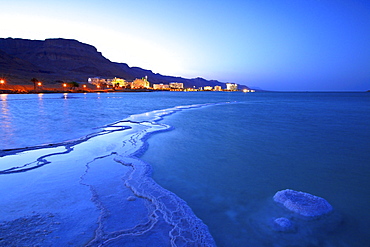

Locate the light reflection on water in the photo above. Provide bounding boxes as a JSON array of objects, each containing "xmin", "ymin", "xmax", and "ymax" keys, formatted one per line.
[
  {"xmin": 0, "ymin": 91, "xmax": 238, "ymax": 150},
  {"xmin": 0, "ymin": 94, "xmax": 14, "ymax": 145},
  {"xmin": 1, "ymin": 94, "xmax": 7, "ymax": 101},
  {"xmin": 37, "ymin": 93, "xmax": 48, "ymax": 139}
]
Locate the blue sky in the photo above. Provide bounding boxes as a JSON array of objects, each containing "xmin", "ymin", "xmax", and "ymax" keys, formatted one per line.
[{"xmin": 1, "ymin": 0, "xmax": 369, "ymax": 91}]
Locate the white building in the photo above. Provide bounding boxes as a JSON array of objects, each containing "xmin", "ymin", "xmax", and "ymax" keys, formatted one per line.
[
  {"xmin": 214, "ymin": 86, "xmax": 222, "ymax": 91},
  {"xmin": 88, "ymin": 77, "xmax": 129, "ymax": 88},
  {"xmin": 170, "ymin": 82, "xmax": 184, "ymax": 89},
  {"xmin": 226, "ymin": 83, "xmax": 238, "ymax": 91},
  {"xmin": 132, "ymin": 77, "xmax": 150, "ymax": 89},
  {"xmin": 153, "ymin": 84, "xmax": 170, "ymax": 90},
  {"xmin": 88, "ymin": 77, "xmax": 105, "ymax": 86}
]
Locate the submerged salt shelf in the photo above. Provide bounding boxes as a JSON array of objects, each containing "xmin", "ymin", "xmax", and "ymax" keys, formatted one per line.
[{"xmin": 0, "ymin": 103, "xmax": 219, "ymax": 246}]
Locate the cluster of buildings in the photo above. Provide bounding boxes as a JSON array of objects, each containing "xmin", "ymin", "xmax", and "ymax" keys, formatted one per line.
[
  {"xmin": 88, "ymin": 77, "xmax": 150, "ymax": 89},
  {"xmin": 88, "ymin": 77, "xmax": 253, "ymax": 92},
  {"xmin": 152, "ymin": 82, "xmax": 184, "ymax": 90},
  {"xmin": 88, "ymin": 76, "xmax": 181, "ymax": 90}
]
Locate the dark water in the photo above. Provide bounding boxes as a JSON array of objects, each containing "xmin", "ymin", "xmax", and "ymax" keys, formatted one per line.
[{"xmin": 142, "ymin": 92, "xmax": 370, "ymax": 246}]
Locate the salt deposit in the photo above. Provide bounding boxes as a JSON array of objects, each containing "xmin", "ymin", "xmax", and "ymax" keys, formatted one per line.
[{"xmin": 273, "ymin": 189, "xmax": 333, "ymax": 217}]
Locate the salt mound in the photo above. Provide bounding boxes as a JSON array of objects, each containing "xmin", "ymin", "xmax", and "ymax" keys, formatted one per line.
[
  {"xmin": 273, "ymin": 189, "xmax": 333, "ymax": 217},
  {"xmin": 273, "ymin": 217, "xmax": 294, "ymax": 232}
]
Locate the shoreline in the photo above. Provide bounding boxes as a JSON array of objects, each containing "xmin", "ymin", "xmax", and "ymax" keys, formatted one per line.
[
  {"xmin": 0, "ymin": 88, "xmax": 154, "ymax": 94},
  {"xmin": 0, "ymin": 103, "xmax": 218, "ymax": 246}
]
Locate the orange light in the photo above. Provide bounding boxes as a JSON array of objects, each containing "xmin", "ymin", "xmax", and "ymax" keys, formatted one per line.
[
  {"xmin": 97, "ymin": 85, "xmax": 100, "ymax": 88},
  {"xmin": 38, "ymin": 82, "xmax": 42, "ymax": 86},
  {"xmin": 83, "ymin": 85, "xmax": 87, "ymax": 88},
  {"xmin": 0, "ymin": 79, "xmax": 4, "ymax": 84},
  {"xmin": 63, "ymin": 83, "xmax": 67, "ymax": 87}
]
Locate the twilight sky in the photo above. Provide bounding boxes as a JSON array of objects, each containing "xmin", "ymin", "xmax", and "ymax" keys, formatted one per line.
[{"xmin": 1, "ymin": 0, "xmax": 369, "ymax": 91}]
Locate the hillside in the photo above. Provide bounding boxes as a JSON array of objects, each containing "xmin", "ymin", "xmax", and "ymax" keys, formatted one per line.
[{"xmin": 0, "ymin": 38, "xmax": 247, "ymax": 89}]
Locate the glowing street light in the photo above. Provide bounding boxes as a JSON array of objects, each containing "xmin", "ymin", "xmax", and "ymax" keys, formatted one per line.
[
  {"xmin": 37, "ymin": 82, "xmax": 42, "ymax": 86},
  {"xmin": 0, "ymin": 79, "xmax": 5, "ymax": 84},
  {"xmin": 83, "ymin": 84, "xmax": 87, "ymax": 88},
  {"xmin": 63, "ymin": 83, "xmax": 67, "ymax": 88}
]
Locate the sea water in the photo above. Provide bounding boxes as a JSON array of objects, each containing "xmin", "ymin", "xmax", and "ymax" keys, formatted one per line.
[
  {"xmin": 0, "ymin": 92, "xmax": 231, "ymax": 150},
  {"xmin": 141, "ymin": 92, "xmax": 370, "ymax": 246},
  {"xmin": 0, "ymin": 91, "xmax": 369, "ymax": 246}
]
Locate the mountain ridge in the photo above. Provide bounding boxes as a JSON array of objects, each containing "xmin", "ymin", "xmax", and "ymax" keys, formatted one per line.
[{"xmin": 0, "ymin": 38, "xmax": 248, "ymax": 89}]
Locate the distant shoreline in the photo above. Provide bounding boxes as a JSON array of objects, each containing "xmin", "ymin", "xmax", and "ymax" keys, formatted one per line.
[
  {"xmin": 1, "ymin": 89, "xmax": 367, "ymax": 94},
  {"xmin": 0, "ymin": 88, "xmax": 154, "ymax": 94}
]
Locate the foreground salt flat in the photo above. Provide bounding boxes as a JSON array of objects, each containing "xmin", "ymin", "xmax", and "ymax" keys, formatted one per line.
[{"xmin": 0, "ymin": 104, "xmax": 217, "ymax": 247}]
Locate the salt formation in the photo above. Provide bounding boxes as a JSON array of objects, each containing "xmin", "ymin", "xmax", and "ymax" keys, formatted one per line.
[
  {"xmin": 273, "ymin": 217, "xmax": 294, "ymax": 232},
  {"xmin": 273, "ymin": 189, "xmax": 333, "ymax": 217},
  {"xmin": 248, "ymin": 189, "xmax": 341, "ymax": 246},
  {"xmin": 0, "ymin": 104, "xmax": 218, "ymax": 246}
]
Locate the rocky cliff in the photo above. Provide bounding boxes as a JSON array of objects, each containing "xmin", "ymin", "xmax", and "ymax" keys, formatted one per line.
[{"xmin": 0, "ymin": 38, "xmax": 246, "ymax": 89}]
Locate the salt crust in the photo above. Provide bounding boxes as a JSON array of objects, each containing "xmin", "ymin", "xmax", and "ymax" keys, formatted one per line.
[
  {"xmin": 273, "ymin": 189, "xmax": 333, "ymax": 217},
  {"xmin": 273, "ymin": 217, "xmax": 294, "ymax": 232},
  {"xmin": 0, "ymin": 103, "xmax": 224, "ymax": 246}
]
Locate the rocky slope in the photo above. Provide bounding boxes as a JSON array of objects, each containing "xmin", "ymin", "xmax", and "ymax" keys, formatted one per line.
[{"xmin": 0, "ymin": 38, "xmax": 246, "ymax": 89}]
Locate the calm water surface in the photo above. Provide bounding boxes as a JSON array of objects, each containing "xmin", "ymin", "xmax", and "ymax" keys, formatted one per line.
[
  {"xmin": 142, "ymin": 92, "xmax": 370, "ymax": 246},
  {"xmin": 0, "ymin": 92, "xmax": 234, "ymax": 150},
  {"xmin": 1, "ymin": 91, "xmax": 369, "ymax": 246}
]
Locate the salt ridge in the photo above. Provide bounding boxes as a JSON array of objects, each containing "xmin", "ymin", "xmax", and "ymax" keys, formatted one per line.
[{"xmin": 0, "ymin": 102, "xmax": 233, "ymax": 246}]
